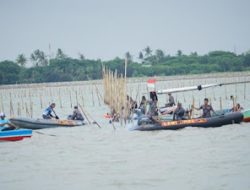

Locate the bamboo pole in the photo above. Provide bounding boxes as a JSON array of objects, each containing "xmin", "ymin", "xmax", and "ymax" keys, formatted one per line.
[
  {"xmin": 219, "ymin": 97, "xmax": 222, "ymax": 110},
  {"xmin": 59, "ymin": 88, "xmax": 62, "ymax": 108},
  {"xmin": 9, "ymin": 93, "xmax": 14, "ymax": 117},
  {"xmin": 69, "ymin": 90, "xmax": 72, "ymax": 108}
]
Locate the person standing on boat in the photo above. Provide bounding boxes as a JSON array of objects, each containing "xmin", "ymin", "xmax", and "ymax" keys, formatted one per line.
[
  {"xmin": 173, "ymin": 103, "xmax": 185, "ymax": 120},
  {"xmin": 139, "ymin": 96, "xmax": 147, "ymax": 114},
  {"xmin": 0, "ymin": 113, "xmax": 16, "ymax": 130},
  {"xmin": 148, "ymin": 97, "xmax": 158, "ymax": 117},
  {"xmin": 70, "ymin": 106, "xmax": 84, "ymax": 121},
  {"xmin": 165, "ymin": 93, "xmax": 175, "ymax": 107},
  {"xmin": 42, "ymin": 103, "xmax": 58, "ymax": 119},
  {"xmin": 193, "ymin": 98, "xmax": 215, "ymax": 118}
]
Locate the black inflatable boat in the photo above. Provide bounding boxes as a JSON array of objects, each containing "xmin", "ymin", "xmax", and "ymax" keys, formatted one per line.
[{"xmin": 128, "ymin": 112, "xmax": 243, "ymax": 131}]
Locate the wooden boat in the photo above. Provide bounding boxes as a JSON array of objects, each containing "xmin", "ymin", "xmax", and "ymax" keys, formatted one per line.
[
  {"xmin": 0, "ymin": 127, "xmax": 32, "ymax": 141},
  {"xmin": 128, "ymin": 112, "xmax": 243, "ymax": 131},
  {"xmin": 9, "ymin": 117, "xmax": 84, "ymax": 130}
]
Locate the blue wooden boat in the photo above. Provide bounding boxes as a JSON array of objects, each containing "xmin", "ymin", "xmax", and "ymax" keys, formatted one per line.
[{"xmin": 0, "ymin": 127, "xmax": 32, "ymax": 141}]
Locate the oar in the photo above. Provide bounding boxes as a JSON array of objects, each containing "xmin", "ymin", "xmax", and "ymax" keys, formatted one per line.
[
  {"xmin": 34, "ymin": 131, "xmax": 57, "ymax": 137},
  {"xmin": 52, "ymin": 109, "xmax": 59, "ymax": 119},
  {"xmin": 82, "ymin": 108, "xmax": 102, "ymax": 128},
  {"xmin": 78, "ymin": 104, "xmax": 91, "ymax": 124},
  {"xmin": 78, "ymin": 104, "xmax": 101, "ymax": 128}
]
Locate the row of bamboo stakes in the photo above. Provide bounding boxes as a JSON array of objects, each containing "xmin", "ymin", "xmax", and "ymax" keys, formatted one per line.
[
  {"xmin": 0, "ymin": 74, "xmax": 249, "ymax": 120},
  {"xmin": 0, "ymin": 83, "xmax": 104, "ymax": 118},
  {"xmin": 103, "ymin": 67, "xmax": 129, "ymax": 121}
]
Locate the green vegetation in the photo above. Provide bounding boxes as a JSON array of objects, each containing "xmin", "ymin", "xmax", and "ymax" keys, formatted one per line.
[{"xmin": 1, "ymin": 48, "xmax": 250, "ymax": 85}]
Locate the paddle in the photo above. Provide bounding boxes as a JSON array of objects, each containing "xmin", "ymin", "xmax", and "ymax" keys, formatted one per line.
[
  {"xmin": 34, "ymin": 131, "xmax": 57, "ymax": 137},
  {"xmin": 52, "ymin": 109, "xmax": 59, "ymax": 119},
  {"xmin": 78, "ymin": 104, "xmax": 101, "ymax": 128}
]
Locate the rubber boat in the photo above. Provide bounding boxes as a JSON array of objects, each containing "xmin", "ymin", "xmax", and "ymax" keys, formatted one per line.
[
  {"xmin": 0, "ymin": 127, "xmax": 32, "ymax": 141},
  {"xmin": 214, "ymin": 109, "xmax": 250, "ymax": 122},
  {"xmin": 9, "ymin": 117, "xmax": 84, "ymax": 130},
  {"xmin": 128, "ymin": 112, "xmax": 243, "ymax": 131}
]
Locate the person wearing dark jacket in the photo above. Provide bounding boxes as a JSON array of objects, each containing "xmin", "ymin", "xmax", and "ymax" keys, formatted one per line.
[{"xmin": 173, "ymin": 103, "xmax": 185, "ymax": 120}]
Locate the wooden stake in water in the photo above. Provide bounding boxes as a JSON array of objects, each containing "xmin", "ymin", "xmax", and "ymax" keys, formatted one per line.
[
  {"xmin": 0, "ymin": 93, "xmax": 4, "ymax": 112},
  {"xmin": 17, "ymin": 102, "xmax": 21, "ymax": 116},
  {"xmin": 91, "ymin": 86, "xmax": 95, "ymax": 106},
  {"xmin": 244, "ymin": 83, "xmax": 246, "ymax": 100},
  {"xmin": 40, "ymin": 93, "xmax": 43, "ymax": 109},
  {"xmin": 81, "ymin": 95, "xmax": 84, "ymax": 107},
  {"xmin": 69, "ymin": 90, "xmax": 72, "ymax": 108},
  {"xmin": 9, "ymin": 93, "xmax": 14, "ymax": 117},
  {"xmin": 219, "ymin": 97, "xmax": 222, "ymax": 110},
  {"xmin": 75, "ymin": 90, "xmax": 79, "ymax": 106},
  {"xmin": 30, "ymin": 101, "xmax": 33, "ymax": 118},
  {"xmin": 59, "ymin": 88, "xmax": 62, "ymax": 108},
  {"xmin": 25, "ymin": 102, "xmax": 29, "ymax": 117}
]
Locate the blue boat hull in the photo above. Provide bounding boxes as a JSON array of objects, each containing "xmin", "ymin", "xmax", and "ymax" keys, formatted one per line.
[{"xmin": 0, "ymin": 127, "xmax": 32, "ymax": 141}]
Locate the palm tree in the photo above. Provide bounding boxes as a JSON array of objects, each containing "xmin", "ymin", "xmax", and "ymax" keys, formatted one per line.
[
  {"xmin": 30, "ymin": 49, "xmax": 48, "ymax": 67},
  {"xmin": 177, "ymin": 50, "xmax": 183, "ymax": 57},
  {"xmin": 143, "ymin": 46, "xmax": 152, "ymax": 57},
  {"xmin": 125, "ymin": 51, "xmax": 133, "ymax": 63},
  {"xmin": 56, "ymin": 48, "xmax": 66, "ymax": 59},
  {"xmin": 16, "ymin": 54, "xmax": 27, "ymax": 67},
  {"xmin": 138, "ymin": 51, "xmax": 144, "ymax": 60},
  {"xmin": 155, "ymin": 49, "xmax": 164, "ymax": 62},
  {"xmin": 79, "ymin": 53, "xmax": 85, "ymax": 60}
]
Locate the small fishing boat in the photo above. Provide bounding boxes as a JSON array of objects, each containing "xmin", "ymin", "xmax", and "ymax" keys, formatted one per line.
[
  {"xmin": 9, "ymin": 117, "xmax": 84, "ymax": 130},
  {"xmin": 128, "ymin": 112, "xmax": 243, "ymax": 131},
  {"xmin": 243, "ymin": 110, "xmax": 250, "ymax": 122},
  {"xmin": 0, "ymin": 127, "xmax": 32, "ymax": 141}
]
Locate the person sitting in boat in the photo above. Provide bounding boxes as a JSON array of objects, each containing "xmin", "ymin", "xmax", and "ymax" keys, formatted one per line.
[
  {"xmin": 139, "ymin": 96, "xmax": 147, "ymax": 114},
  {"xmin": 192, "ymin": 98, "xmax": 215, "ymax": 118},
  {"xmin": 42, "ymin": 103, "xmax": 58, "ymax": 119},
  {"xmin": 0, "ymin": 113, "xmax": 16, "ymax": 131},
  {"xmin": 165, "ymin": 93, "xmax": 175, "ymax": 107},
  {"xmin": 231, "ymin": 103, "xmax": 243, "ymax": 112},
  {"xmin": 173, "ymin": 103, "xmax": 185, "ymax": 120},
  {"xmin": 69, "ymin": 106, "xmax": 84, "ymax": 121}
]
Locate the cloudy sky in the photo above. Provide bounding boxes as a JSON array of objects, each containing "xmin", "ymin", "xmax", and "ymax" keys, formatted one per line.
[{"xmin": 0, "ymin": 0, "xmax": 249, "ymax": 61}]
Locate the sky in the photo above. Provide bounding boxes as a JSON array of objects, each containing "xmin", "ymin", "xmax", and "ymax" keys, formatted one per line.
[{"xmin": 0, "ymin": 0, "xmax": 250, "ymax": 62}]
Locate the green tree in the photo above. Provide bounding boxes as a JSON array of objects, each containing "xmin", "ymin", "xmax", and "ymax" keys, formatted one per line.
[
  {"xmin": 143, "ymin": 46, "xmax": 152, "ymax": 57},
  {"xmin": 16, "ymin": 54, "xmax": 27, "ymax": 67},
  {"xmin": 30, "ymin": 49, "xmax": 48, "ymax": 67},
  {"xmin": 125, "ymin": 51, "xmax": 133, "ymax": 63},
  {"xmin": 56, "ymin": 48, "xmax": 67, "ymax": 59},
  {"xmin": 155, "ymin": 49, "xmax": 165, "ymax": 62},
  {"xmin": 139, "ymin": 51, "xmax": 143, "ymax": 60},
  {"xmin": 177, "ymin": 50, "xmax": 182, "ymax": 57},
  {"xmin": 79, "ymin": 53, "xmax": 85, "ymax": 60}
]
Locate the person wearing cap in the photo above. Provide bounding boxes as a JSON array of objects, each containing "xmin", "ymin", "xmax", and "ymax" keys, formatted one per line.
[
  {"xmin": 0, "ymin": 113, "xmax": 16, "ymax": 131},
  {"xmin": 192, "ymin": 98, "xmax": 215, "ymax": 118},
  {"xmin": 42, "ymin": 103, "xmax": 58, "ymax": 119},
  {"xmin": 70, "ymin": 106, "xmax": 84, "ymax": 121}
]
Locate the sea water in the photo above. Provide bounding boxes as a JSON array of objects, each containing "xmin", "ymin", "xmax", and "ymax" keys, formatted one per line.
[{"xmin": 0, "ymin": 73, "xmax": 250, "ymax": 190}]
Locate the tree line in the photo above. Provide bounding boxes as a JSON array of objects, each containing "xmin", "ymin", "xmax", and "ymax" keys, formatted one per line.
[{"xmin": 0, "ymin": 47, "xmax": 250, "ymax": 85}]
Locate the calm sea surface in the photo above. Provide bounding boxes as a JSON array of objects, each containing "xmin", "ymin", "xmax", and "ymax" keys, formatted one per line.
[{"xmin": 0, "ymin": 73, "xmax": 250, "ymax": 190}]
